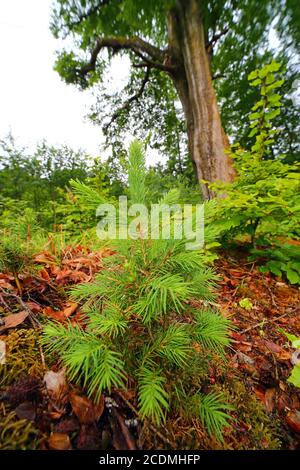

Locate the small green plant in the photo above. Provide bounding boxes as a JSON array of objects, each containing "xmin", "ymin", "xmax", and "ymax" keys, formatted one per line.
[
  {"xmin": 43, "ymin": 141, "xmax": 233, "ymax": 440},
  {"xmin": 0, "ymin": 236, "xmax": 35, "ymax": 294},
  {"xmin": 239, "ymin": 298, "xmax": 253, "ymax": 311},
  {"xmin": 252, "ymin": 242, "xmax": 300, "ymax": 285},
  {"xmin": 206, "ymin": 61, "xmax": 300, "ymax": 286},
  {"xmin": 281, "ymin": 330, "xmax": 300, "ymax": 388},
  {"xmin": 209, "ymin": 61, "xmax": 300, "ymax": 249}
]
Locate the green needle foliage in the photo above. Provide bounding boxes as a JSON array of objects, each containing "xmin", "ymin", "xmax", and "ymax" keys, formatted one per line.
[{"xmin": 43, "ymin": 140, "xmax": 233, "ymax": 440}]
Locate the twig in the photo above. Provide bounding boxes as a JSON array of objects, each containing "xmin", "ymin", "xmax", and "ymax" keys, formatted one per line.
[
  {"xmin": 0, "ymin": 289, "xmax": 41, "ymax": 327},
  {"xmin": 0, "ymin": 287, "xmax": 46, "ymax": 371},
  {"xmin": 0, "ymin": 294, "xmax": 12, "ymax": 312},
  {"xmin": 116, "ymin": 390, "xmax": 176, "ymax": 449},
  {"xmin": 240, "ymin": 313, "xmax": 288, "ymax": 334},
  {"xmin": 266, "ymin": 284, "xmax": 277, "ymax": 308}
]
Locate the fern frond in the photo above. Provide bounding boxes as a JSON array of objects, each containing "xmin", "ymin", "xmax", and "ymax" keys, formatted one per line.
[
  {"xmin": 158, "ymin": 188, "xmax": 181, "ymax": 205},
  {"xmin": 156, "ymin": 323, "xmax": 192, "ymax": 366},
  {"xmin": 194, "ymin": 309, "xmax": 231, "ymax": 354},
  {"xmin": 166, "ymin": 250, "xmax": 204, "ymax": 273},
  {"xmin": 70, "ymin": 179, "xmax": 107, "ymax": 209},
  {"xmin": 43, "ymin": 322, "xmax": 126, "ymax": 400},
  {"xmin": 128, "ymin": 140, "xmax": 147, "ymax": 204},
  {"xmin": 88, "ymin": 303, "xmax": 129, "ymax": 338},
  {"xmin": 134, "ymin": 273, "xmax": 192, "ymax": 322},
  {"xmin": 193, "ymin": 392, "xmax": 234, "ymax": 442},
  {"xmin": 138, "ymin": 367, "xmax": 169, "ymax": 426}
]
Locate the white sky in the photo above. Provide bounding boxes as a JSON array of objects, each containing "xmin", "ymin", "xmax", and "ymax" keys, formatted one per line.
[{"xmin": 0, "ymin": 0, "xmax": 133, "ymax": 158}]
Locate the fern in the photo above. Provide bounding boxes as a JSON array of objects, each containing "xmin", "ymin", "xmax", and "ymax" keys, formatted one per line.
[
  {"xmin": 88, "ymin": 303, "xmax": 129, "ymax": 338},
  {"xmin": 127, "ymin": 140, "xmax": 147, "ymax": 204},
  {"xmin": 70, "ymin": 179, "xmax": 107, "ymax": 209},
  {"xmin": 194, "ymin": 392, "xmax": 234, "ymax": 442},
  {"xmin": 138, "ymin": 367, "xmax": 169, "ymax": 426},
  {"xmin": 43, "ymin": 139, "xmax": 233, "ymax": 438},
  {"xmin": 194, "ymin": 309, "xmax": 232, "ymax": 354},
  {"xmin": 155, "ymin": 323, "xmax": 192, "ymax": 367}
]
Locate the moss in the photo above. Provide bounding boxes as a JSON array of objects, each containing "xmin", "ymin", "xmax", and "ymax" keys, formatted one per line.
[
  {"xmin": 219, "ymin": 378, "xmax": 282, "ymax": 450},
  {"xmin": 0, "ymin": 403, "xmax": 39, "ymax": 450},
  {"xmin": 0, "ymin": 329, "xmax": 42, "ymax": 387}
]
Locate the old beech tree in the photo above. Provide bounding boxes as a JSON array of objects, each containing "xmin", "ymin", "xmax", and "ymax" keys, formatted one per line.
[{"xmin": 51, "ymin": 0, "xmax": 280, "ymax": 198}]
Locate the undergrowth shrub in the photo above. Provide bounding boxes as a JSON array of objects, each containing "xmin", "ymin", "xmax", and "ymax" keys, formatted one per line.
[
  {"xmin": 43, "ymin": 141, "xmax": 233, "ymax": 441},
  {"xmin": 208, "ymin": 61, "xmax": 300, "ymax": 283}
]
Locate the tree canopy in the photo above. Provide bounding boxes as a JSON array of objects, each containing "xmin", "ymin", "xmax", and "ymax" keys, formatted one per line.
[{"xmin": 50, "ymin": 0, "xmax": 299, "ymax": 171}]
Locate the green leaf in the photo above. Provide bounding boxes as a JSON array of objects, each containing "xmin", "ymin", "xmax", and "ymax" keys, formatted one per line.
[
  {"xmin": 281, "ymin": 330, "xmax": 300, "ymax": 349},
  {"xmin": 248, "ymin": 70, "xmax": 259, "ymax": 80},
  {"xmin": 286, "ymin": 268, "xmax": 300, "ymax": 285},
  {"xmin": 288, "ymin": 364, "xmax": 300, "ymax": 388},
  {"xmin": 249, "ymin": 78, "xmax": 262, "ymax": 87},
  {"xmin": 239, "ymin": 298, "xmax": 253, "ymax": 311},
  {"xmin": 249, "ymin": 112, "xmax": 261, "ymax": 120},
  {"xmin": 268, "ymin": 61, "xmax": 282, "ymax": 72}
]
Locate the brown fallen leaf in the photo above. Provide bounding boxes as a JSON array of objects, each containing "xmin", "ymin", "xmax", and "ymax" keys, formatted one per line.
[
  {"xmin": 43, "ymin": 306, "xmax": 66, "ymax": 322},
  {"xmin": 286, "ymin": 411, "xmax": 300, "ymax": 434},
  {"xmin": 25, "ymin": 301, "xmax": 41, "ymax": 313},
  {"xmin": 0, "ymin": 279, "xmax": 14, "ymax": 290},
  {"xmin": 0, "ymin": 311, "xmax": 29, "ymax": 332},
  {"xmin": 94, "ymin": 394, "xmax": 105, "ymax": 422},
  {"xmin": 61, "ymin": 301, "xmax": 78, "ymax": 318},
  {"xmin": 44, "ymin": 369, "xmax": 68, "ymax": 405},
  {"xmin": 276, "ymin": 350, "xmax": 291, "ymax": 361},
  {"xmin": 264, "ymin": 388, "xmax": 276, "ymax": 413},
  {"xmin": 40, "ymin": 268, "xmax": 51, "ymax": 282},
  {"xmin": 76, "ymin": 424, "xmax": 102, "ymax": 450},
  {"xmin": 48, "ymin": 433, "xmax": 72, "ymax": 450},
  {"xmin": 70, "ymin": 393, "xmax": 96, "ymax": 424},
  {"xmin": 0, "ymin": 339, "xmax": 6, "ymax": 364},
  {"xmin": 263, "ymin": 340, "xmax": 283, "ymax": 354},
  {"xmin": 15, "ymin": 401, "xmax": 36, "ymax": 421},
  {"xmin": 111, "ymin": 407, "xmax": 137, "ymax": 450}
]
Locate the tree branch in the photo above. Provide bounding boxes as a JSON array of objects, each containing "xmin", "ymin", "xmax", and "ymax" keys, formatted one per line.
[
  {"xmin": 103, "ymin": 67, "xmax": 151, "ymax": 133},
  {"xmin": 68, "ymin": 0, "xmax": 111, "ymax": 29},
  {"xmin": 206, "ymin": 28, "xmax": 229, "ymax": 53},
  {"xmin": 80, "ymin": 36, "xmax": 174, "ymax": 75},
  {"xmin": 212, "ymin": 72, "xmax": 226, "ymax": 80}
]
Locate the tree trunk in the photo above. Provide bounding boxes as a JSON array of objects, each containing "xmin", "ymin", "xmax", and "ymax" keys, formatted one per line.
[{"xmin": 168, "ymin": 0, "xmax": 235, "ymax": 199}]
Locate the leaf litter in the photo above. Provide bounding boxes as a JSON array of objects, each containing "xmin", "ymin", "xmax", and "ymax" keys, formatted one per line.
[{"xmin": 0, "ymin": 244, "xmax": 299, "ymax": 449}]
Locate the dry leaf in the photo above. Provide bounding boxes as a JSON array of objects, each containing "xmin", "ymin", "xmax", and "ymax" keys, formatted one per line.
[
  {"xmin": 286, "ymin": 411, "xmax": 300, "ymax": 434},
  {"xmin": 61, "ymin": 301, "xmax": 78, "ymax": 317},
  {"xmin": 0, "ymin": 311, "xmax": 28, "ymax": 332},
  {"xmin": 264, "ymin": 388, "xmax": 276, "ymax": 413},
  {"xmin": 93, "ymin": 394, "xmax": 105, "ymax": 422},
  {"xmin": 15, "ymin": 401, "xmax": 36, "ymax": 421},
  {"xmin": 0, "ymin": 340, "xmax": 6, "ymax": 364},
  {"xmin": 44, "ymin": 369, "xmax": 68, "ymax": 404},
  {"xmin": 48, "ymin": 433, "xmax": 72, "ymax": 450},
  {"xmin": 70, "ymin": 393, "xmax": 95, "ymax": 424}
]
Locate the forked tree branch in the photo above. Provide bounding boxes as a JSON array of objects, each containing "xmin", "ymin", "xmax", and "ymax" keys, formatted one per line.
[
  {"xmin": 206, "ymin": 27, "xmax": 229, "ymax": 53},
  {"xmin": 68, "ymin": 0, "xmax": 111, "ymax": 29},
  {"xmin": 80, "ymin": 36, "xmax": 174, "ymax": 75},
  {"xmin": 103, "ymin": 66, "xmax": 151, "ymax": 133}
]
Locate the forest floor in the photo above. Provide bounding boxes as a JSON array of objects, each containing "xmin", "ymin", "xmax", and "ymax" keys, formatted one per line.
[{"xmin": 0, "ymin": 244, "xmax": 299, "ymax": 450}]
